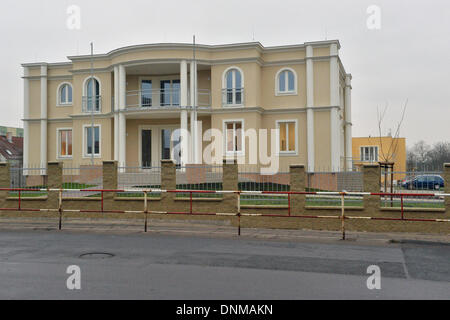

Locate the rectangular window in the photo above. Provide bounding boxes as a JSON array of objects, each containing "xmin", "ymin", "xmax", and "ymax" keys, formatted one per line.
[
  {"xmin": 172, "ymin": 80, "xmax": 180, "ymax": 106},
  {"xmin": 141, "ymin": 80, "xmax": 152, "ymax": 107},
  {"xmin": 141, "ymin": 129, "xmax": 152, "ymax": 168},
  {"xmin": 277, "ymin": 121, "xmax": 296, "ymax": 153},
  {"xmin": 288, "ymin": 72, "xmax": 295, "ymax": 91},
  {"xmin": 160, "ymin": 80, "xmax": 180, "ymax": 106},
  {"xmin": 225, "ymin": 121, "xmax": 243, "ymax": 153},
  {"xmin": 360, "ymin": 146, "xmax": 378, "ymax": 162},
  {"xmin": 85, "ymin": 126, "xmax": 100, "ymax": 156},
  {"xmin": 59, "ymin": 129, "xmax": 72, "ymax": 157},
  {"xmin": 161, "ymin": 129, "xmax": 172, "ymax": 160}
]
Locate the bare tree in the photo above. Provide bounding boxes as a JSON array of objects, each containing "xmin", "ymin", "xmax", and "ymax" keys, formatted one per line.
[
  {"xmin": 407, "ymin": 141, "xmax": 450, "ymax": 171},
  {"xmin": 412, "ymin": 140, "xmax": 431, "ymax": 170}
]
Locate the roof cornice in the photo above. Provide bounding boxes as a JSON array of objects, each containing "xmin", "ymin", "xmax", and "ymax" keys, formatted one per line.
[
  {"xmin": 21, "ymin": 40, "xmax": 342, "ymax": 67},
  {"xmin": 65, "ymin": 40, "xmax": 341, "ymax": 62}
]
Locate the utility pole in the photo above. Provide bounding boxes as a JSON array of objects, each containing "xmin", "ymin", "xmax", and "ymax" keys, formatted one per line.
[
  {"xmin": 192, "ymin": 35, "xmax": 197, "ymax": 164},
  {"xmin": 90, "ymin": 42, "xmax": 94, "ymax": 165}
]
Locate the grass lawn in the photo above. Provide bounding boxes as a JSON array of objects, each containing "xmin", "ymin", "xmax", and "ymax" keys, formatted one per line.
[
  {"xmin": 61, "ymin": 183, "xmax": 96, "ymax": 189},
  {"xmin": 8, "ymin": 183, "xmax": 97, "ymax": 198},
  {"xmin": 380, "ymin": 200, "xmax": 444, "ymax": 209}
]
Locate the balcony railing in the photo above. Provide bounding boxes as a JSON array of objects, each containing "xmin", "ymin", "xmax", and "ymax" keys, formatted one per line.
[
  {"xmin": 82, "ymin": 95, "xmax": 102, "ymax": 113},
  {"xmin": 222, "ymin": 88, "xmax": 244, "ymax": 106},
  {"xmin": 115, "ymin": 89, "xmax": 211, "ymax": 110}
]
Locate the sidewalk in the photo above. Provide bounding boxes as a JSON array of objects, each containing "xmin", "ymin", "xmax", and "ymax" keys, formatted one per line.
[{"xmin": 0, "ymin": 216, "xmax": 448, "ymax": 245}]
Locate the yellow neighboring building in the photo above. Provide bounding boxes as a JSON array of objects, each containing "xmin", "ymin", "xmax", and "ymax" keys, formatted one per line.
[{"xmin": 352, "ymin": 136, "xmax": 406, "ymax": 182}]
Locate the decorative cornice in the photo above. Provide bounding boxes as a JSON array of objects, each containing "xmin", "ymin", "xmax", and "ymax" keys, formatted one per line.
[
  {"xmin": 64, "ymin": 40, "xmax": 340, "ymax": 62},
  {"xmin": 23, "ymin": 117, "xmax": 72, "ymax": 122},
  {"xmin": 21, "ymin": 62, "xmax": 72, "ymax": 68},
  {"xmin": 23, "ymin": 75, "xmax": 73, "ymax": 81},
  {"xmin": 23, "ymin": 105, "xmax": 342, "ymax": 122}
]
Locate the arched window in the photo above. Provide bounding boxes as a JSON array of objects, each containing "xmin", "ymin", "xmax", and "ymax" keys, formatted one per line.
[
  {"xmin": 223, "ymin": 67, "xmax": 243, "ymax": 106},
  {"xmin": 276, "ymin": 68, "xmax": 297, "ymax": 95},
  {"xmin": 84, "ymin": 77, "xmax": 101, "ymax": 112},
  {"xmin": 58, "ymin": 83, "xmax": 72, "ymax": 105}
]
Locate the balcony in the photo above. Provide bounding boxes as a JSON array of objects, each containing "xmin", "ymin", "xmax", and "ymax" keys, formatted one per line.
[
  {"xmin": 222, "ymin": 88, "xmax": 244, "ymax": 107},
  {"xmin": 114, "ymin": 89, "xmax": 211, "ymax": 111},
  {"xmin": 82, "ymin": 95, "xmax": 102, "ymax": 113}
]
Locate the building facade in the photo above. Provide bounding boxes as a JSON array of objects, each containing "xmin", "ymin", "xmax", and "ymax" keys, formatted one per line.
[
  {"xmin": 352, "ymin": 136, "xmax": 406, "ymax": 181},
  {"xmin": 0, "ymin": 126, "xmax": 23, "ymax": 138},
  {"xmin": 0, "ymin": 134, "xmax": 23, "ymax": 163},
  {"xmin": 22, "ymin": 40, "xmax": 352, "ymax": 172}
]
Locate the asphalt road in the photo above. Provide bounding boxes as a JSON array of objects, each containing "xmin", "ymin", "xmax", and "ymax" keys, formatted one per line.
[{"xmin": 0, "ymin": 229, "xmax": 448, "ymax": 299}]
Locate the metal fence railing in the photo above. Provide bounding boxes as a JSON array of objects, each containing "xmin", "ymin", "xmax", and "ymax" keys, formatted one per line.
[
  {"xmin": 222, "ymin": 88, "xmax": 244, "ymax": 106},
  {"xmin": 120, "ymin": 89, "xmax": 212, "ymax": 109},
  {"xmin": 9, "ymin": 164, "xmax": 47, "ymax": 198},
  {"xmin": 62, "ymin": 164, "xmax": 103, "ymax": 198},
  {"xmin": 176, "ymin": 165, "xmax": 223, "ymax": 198},
  {"xmin": 381, "ymin": 170, "xmax": 445, "ymax": 209},
  {"xmin": 117, "ymin": 165, "xmax": 161, "ymax": 197},
  {"xmin": 305, "ymin": 169, "xmax": 364, "ymax": 207},
  {"xmin": 82, "ymin": 95, "xmax": 102, "ymax": 113},
  {"xmin": 2, "ymin": 187, "xmax": 447, "ymax": 237},
  {"xmin": 238, "ymin": 165, "xmax": 290, "ymax": 206}
]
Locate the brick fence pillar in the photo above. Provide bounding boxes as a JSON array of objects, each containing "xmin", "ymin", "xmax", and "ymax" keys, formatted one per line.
[
  {"xmin": 47, "ymin": 162, "xmax": 62, "ymax": 208},
  {"xmin": 222, "ymin": 160, "xmax": 238, "ymax": 214},
  {"xmin": 161, "ymin": 160, "xmax": 176, "ymax": 209},
  {"xmin": 363, "ymin": 164, "xmax": 380, "ymax": 215},
  {"xmin": 290, "ymin": 164, "xmax": 306, "ymax": 214},
  {"xmin": 444, "ymin": 163, "xmax": 450, "ymax": 214},
  {"xmin": 0, "ymin": 162, "xmax": 9, "ymax": 207},
  {"xmin": 102, "ymin": 161, "xmax": 117, "ymax": 207}
]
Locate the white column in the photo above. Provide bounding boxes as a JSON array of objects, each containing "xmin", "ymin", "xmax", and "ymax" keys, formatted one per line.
[
  {"xmin": 40, "ymin": 65, "xmax": 47, "ymax": 173},
  {"xmin": 113, "ymin": 66, "xmax": 119, "ymax": 162},
  {"xmin": 118, "ymin": 65, "xmax": 126, "ymax": 166},
  {"xmin": 344, "ymin": 74, "xmax": 353, "ymax": 171},
  {"xmin": 306, "ymin": 45, "xmax": 315, "ymax": 172},
  {"xmin": 189, "ymin": 61, "xmax": 199, "ymax": 163},
  {"xmin": 23, "ymin": 67, "xmax": 30, "ymax": 171},
  {"xmin": 330, "ymin": 43, "xmax": 341, "ymax": 171},
  {"xmin": 189, "ymin": 62, "xmax": 195, "ymax": 163},
  {"xmin": 180, "ymin": 60, "xmax": 189, "ymax": 165}
]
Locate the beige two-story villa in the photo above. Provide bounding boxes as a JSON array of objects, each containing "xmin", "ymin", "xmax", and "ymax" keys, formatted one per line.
[{"xmin": 21, "ymin": 40, "xmax": 353, "ymax": 172}]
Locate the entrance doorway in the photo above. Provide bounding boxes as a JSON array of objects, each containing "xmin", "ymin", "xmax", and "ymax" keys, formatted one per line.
[{"xmin": 139, "ymin": 125, "xmax": 181, "ymax": 168}]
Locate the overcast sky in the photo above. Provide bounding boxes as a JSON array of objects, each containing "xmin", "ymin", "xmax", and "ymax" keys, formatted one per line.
[{"xmin": 0, "ymin": 0, "xmax": 449, "ymax": 147}]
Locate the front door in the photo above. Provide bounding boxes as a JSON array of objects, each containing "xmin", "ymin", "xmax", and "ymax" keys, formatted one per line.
[
  {"xmin": 161, "ymin": 128, "xmax": 181, "ymax": 165},
  {"xmin": 141, "ymin": 129, "xmax": 152, "ymax": 168},
  {"xmin": 140, "ymin": 126, "xmax": 181, "ymax": 168}
]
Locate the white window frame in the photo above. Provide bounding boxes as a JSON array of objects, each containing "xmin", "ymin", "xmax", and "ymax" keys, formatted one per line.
[
  {"xmin": 56, "ymin": 128, "xmax": 73, "ymax": 159},
  {"xmin": 138, "ymin": 124, "xmax": 180, "ymax": 169},
  {"xmin": 360, "ymin": 146, "xmax": 379, "ymax": 162},
  {"xmin": 56, "ymin": 82, "xmax": 73, "ymax": 106},
  {"xmin": 276, "ymin": 119, "xmax": 298, "ymax": 156},
  {"xmin": 222, "ymin": 66, "xmax": 244, "ymax": 107},
  {"xmin": 159, "ymin": 78, "xmax": 181, "ymax": 107},
  {"xmin": 138, "ymin": 77, "xmax": 153, "ymax": 108},
  {"xmin": 82, "ymin": 124, "xmax": 101, "ymax": 158},
  {"xmin": 82, "ymin": 76, "xmax": 102, "ymax": 113},
  {"xmin": 223, "ymin": 119, "xmax": 245, "ymax": 157},
  {"xmin": 275, "ymin": 68, "xmax": 297, "ymax": 96}
]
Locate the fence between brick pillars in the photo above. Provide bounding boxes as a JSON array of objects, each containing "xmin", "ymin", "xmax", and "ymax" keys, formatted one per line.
[{"xmin": 0, "ymin": 161, "xmax": 449, "ymax": 237}]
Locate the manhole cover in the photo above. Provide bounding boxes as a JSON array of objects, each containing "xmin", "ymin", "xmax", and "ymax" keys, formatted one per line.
[{"xmin": 79, "ymin": 252, "xmax": 115, "ymax": 259}]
